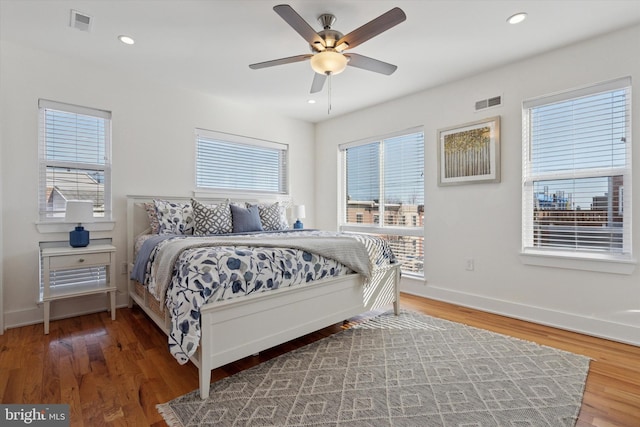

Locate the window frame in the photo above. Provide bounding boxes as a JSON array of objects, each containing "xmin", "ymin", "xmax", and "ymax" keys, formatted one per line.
[
  {"xmin": 339, "ymin": 127, "xmax": 425, "ymax": 277},
  {"xmin": 37, "ymin": 99, "xmax": 113, "ymax": 230},
  {"xmin": 520, "ymin": 77, "xmax": 635, "ymax": 274},
  {"xmin": 195, "ymin": 128, "xmax": 289, "ymax": 196}
]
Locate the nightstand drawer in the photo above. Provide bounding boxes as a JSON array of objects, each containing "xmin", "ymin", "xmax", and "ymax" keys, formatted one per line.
[{"xmin": 49, "ymin": 252, "xmax": 111, "ymax": 269}]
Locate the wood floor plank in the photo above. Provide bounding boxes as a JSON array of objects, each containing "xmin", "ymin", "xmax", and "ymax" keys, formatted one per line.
[
  {"xmin": 21, "ymin": 351, "xmax": 44, "ymax": 403},
  {"xmin": 78, "ymin": 372, "xmax": 104, "ymax": 426},
  {"xmin": 0, "ymin": 293, "xmax": 638, "ymax": 426},
  {"xmin": 59, "ymin": 355, "xmax": 84, "ymax": 427},
  {"xmin": 41, "ymin": 335, "xmax": 62, "ymax": 404},
  {"xmin": 3, "ymin": 368, "xmax": 26, "ymax": 404}
]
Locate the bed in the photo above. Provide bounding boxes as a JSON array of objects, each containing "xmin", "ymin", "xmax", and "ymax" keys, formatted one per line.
[{"xmin": 126, "ymin": 195, "xmax": 401, "ymax": 399}]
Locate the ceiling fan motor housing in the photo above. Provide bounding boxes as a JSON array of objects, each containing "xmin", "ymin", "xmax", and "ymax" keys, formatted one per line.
[
  {"xmin": 318, "ymin": 13, "xmax": 336, "ymax": 29},
  {"xmin": 313, "ymin": 29, "xmax": 345, "ymax": 50},
  {"xmin": 312, "ymin": 14, "xmax": 344, "ymax": 51}
]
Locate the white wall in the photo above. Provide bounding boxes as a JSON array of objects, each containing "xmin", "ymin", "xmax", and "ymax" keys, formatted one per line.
[
  {"xmin": 0, "ymin": 40, "xmax": 315, "ymax": 328},
  {"xmin": 315, "ymin": 25, "xmax": 640, "ymax": 345}
]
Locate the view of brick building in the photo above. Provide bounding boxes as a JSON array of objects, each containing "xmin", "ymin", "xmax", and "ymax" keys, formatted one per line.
[
  {"xmin": 346, "ymin": 200, "xmax": 424, "ymax": 274},
  {"xmin": 533, "ymin": 176, "xmax": 624, "ymax": 250}
]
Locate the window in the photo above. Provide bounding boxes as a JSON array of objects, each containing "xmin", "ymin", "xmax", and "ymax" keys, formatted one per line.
[
  {"xmin": 340, "ymin": 128, "xmax": 424, "ymax": 276},
  {"xmin": 196, "ymin": 129, "xmax": 288, "ymax": 194},
  {"xmin": 522, "ymin": 78, "xmax": 631, "ymax": 261},
  {"xmin": 38, "ymin": 100, "xmax": 112, "ymax": 220}
]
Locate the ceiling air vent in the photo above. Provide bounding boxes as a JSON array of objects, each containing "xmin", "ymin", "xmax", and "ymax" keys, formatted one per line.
[
  {"xmin": 70, "ymin": 9, "xmax": 93, "ymax": 32},
  {"xmin": 475, "ymin": 95, "xmax": 502, "ymax": 111}
]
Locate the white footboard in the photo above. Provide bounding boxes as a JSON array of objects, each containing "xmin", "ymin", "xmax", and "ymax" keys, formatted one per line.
[{"xmin": 196, "ymin": 264, "xmax": 400, "ymax": 398}]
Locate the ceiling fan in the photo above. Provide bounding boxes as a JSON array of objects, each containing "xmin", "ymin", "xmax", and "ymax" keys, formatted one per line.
[{"xmin": 249, "ymin": 4, "xmax": 406, "ymax": 95}]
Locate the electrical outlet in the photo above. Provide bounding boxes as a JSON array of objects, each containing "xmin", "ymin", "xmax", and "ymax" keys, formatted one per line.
[{"xmin": 465, "ymin": 258, "xmax": 474, "ymax": 271}]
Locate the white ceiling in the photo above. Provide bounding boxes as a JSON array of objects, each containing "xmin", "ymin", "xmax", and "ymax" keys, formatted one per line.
[{"xmin": 2, "ymin": 0, "xmax": 640, "ymax": 123}]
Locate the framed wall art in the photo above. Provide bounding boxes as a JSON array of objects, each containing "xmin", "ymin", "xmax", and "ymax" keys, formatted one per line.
[{"xmin": 437, "ymin": 116, "xmax": 500, "ymax": 186}]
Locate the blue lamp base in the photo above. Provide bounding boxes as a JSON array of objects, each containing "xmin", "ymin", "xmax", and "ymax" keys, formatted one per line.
[
  {"xmin": 70, "ymin": 226, "xmax": 90, "ymax": 247},
  {"xmin": 293, "ymin": 220, "xmax": 303, "ymax": 229}
]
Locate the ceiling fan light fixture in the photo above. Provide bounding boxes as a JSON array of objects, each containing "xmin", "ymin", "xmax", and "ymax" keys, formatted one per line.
[{"xmin": 310, "ymin": 49, "xmax": 348, "ymax": 75}]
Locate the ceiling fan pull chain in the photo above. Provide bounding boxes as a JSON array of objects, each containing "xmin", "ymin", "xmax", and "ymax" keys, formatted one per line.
[{"xmin": 327, "ymin": 72, "xmax": 332, "ymax": 114}]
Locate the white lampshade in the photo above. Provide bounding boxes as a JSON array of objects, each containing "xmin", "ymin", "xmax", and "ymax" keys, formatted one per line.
[
  {"xmin": 65, "ymin": 200, "xmax": 94, "ymax": 224},
  {"xmin": 293, "ymin": 205, "xmax": 306, "ymax": 219},
  {"xmin": 310, "ymin": 50, "xmax": 348, "ymax": 75}
]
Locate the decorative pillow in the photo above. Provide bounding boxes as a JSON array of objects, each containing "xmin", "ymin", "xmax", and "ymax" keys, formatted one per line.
[
  {"xmin": 153, "ymin": 199, "xmax": 195, "ymax": 235},
  {"xmin": 191, "ymin": 198, "xmax": 232, "ymax": 235},
  {"xmin": 230, "ymin": 204, "xmax": 263, "ymax": 233},
  {"xmin": 143, "ymin": 202, "xmax": 160, "ymax": 234},
  {"xmin": 254, "ymin": 202, "xmax": 289, "ymax": 231}
]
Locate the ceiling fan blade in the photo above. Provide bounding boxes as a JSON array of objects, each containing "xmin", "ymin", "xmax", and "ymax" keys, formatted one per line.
[
  {"xmin": 345, "ymin": 53, "xmax": 397, "ymax": 75},
  {"xmin": 336, "ymin": 7, "xmax": 406, "ymax": 50},
  {"xmin": 273, "ymin": 4, "xmax": 325, "ymax": 48},
  {"xmin": 310, "ymin": 73, "xmax": 327, "ymax": 93},
  {"xmin": 249, "ymin": 54, "xmax": 312, "ymax": 69}
]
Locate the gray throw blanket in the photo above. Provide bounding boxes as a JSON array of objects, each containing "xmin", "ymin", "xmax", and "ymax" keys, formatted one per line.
[{"xmin": 153, "ymin": 234, "xmax": 372, "ymax": 306}]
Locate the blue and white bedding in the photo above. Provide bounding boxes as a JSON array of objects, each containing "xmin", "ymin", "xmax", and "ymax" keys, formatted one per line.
[{"xmin": 131, "ymin": 230, "xmax": 396, "ymax": 363}]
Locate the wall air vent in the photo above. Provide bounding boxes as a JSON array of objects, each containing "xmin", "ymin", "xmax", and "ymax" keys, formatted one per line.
[
  {"xmin": 475, "ymin": 95, "xmax": 502, "ymax": 111},
  {"xmin": 70, "ymin": 9, "xmax": 93, "ymax": 32}
]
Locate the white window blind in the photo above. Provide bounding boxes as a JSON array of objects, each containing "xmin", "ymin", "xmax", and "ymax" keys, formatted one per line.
[
  {"xmin": 345, "ymin": 142, "xmax": 379, "ymax": 206},
  {"xmin": 522, "ymin": 77, "xmax": 632, "ymax": 257},
  {"xmin": 196, "ymin": 129, "xmax": 288, "ymax": 194},
  {"xmin": 40, "ymin": 264, "xmax": 107, "ymax": 300},
  {"xmin": 340, "ymin": 128, "xmax": 425, "ymax": 276},
  {"xmin": 38, "ymin": 99, "xmax": 112, "ymax": 220},
  {"xmin": 383, "ymin": 133, "xmax": 426, "ymax": 225}
]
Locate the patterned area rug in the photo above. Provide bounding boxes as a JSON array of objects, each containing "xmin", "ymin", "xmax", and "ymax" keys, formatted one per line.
[{"xmin": 157, "ymin": 310, "xmax": 590, "ymax": 426}]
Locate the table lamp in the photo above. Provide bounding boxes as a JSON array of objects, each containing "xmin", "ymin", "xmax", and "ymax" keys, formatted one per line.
[
  {"xmin": 65, "ymin": 200, "xmax": 94, "ymax": 247},
  {"xmin": 293, "ymin": 205, "xmax": 305, "ymax": 229}
]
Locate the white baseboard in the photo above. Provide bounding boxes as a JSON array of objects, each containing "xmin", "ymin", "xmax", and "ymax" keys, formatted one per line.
[
  {"xmin": 4, "ymin": 293, "xmax": 130, "ymax": 330},
  {"xmin": 400, "ymin": 282, "xmax": 640, "ymax": 347}
]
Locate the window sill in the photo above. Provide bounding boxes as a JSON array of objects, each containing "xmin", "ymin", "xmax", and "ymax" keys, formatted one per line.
[
  {"xmin": 340, "ymin": 224, "xmax": 424, "ymax": 237},
  {"xmin": 36, "ymin": 220, "xmax": 116, "ymax": 234},
  {"xmin": 520, "ymin": 250, "xmax": 636, "ymax": 275}
]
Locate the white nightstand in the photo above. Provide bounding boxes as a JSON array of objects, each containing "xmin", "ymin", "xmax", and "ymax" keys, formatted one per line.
[{"xmin": 41, "ymin": 244, "xmax": 117, "ymax": 334}]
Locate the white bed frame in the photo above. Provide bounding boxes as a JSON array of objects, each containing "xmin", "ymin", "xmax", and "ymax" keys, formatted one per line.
[{"xmin": 126, "ymin": 194, "xmax": 400, "ymax": 399}]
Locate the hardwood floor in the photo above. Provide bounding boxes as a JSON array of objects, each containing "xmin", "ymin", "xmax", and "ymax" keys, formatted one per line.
[{"xmin": 1, "ymin": 293, "xmax": 638, "ymax": 426}]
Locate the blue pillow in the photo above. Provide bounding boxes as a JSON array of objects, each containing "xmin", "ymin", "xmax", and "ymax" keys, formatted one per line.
[{"xmin": 230, "ymin": 204, "xmax": 263, "ymax": 233}]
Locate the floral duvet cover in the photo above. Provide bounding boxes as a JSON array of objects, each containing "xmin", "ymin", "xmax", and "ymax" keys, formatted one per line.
[{"xmin": 132, "ymin": 230, "xmax": 396, "ymax": 363}]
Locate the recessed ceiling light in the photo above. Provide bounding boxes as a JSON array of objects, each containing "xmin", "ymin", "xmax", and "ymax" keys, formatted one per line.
[
  {"xmin": 118, "ymin": 35, "xmax": 135, "ymax": 45},
  {"xmin": 507, "ymin": 12, "xmax": 527, "ymax": 24},
  {"xmin": 307, "ymin": 99, "xmax": 316, "ymax": 104}
]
